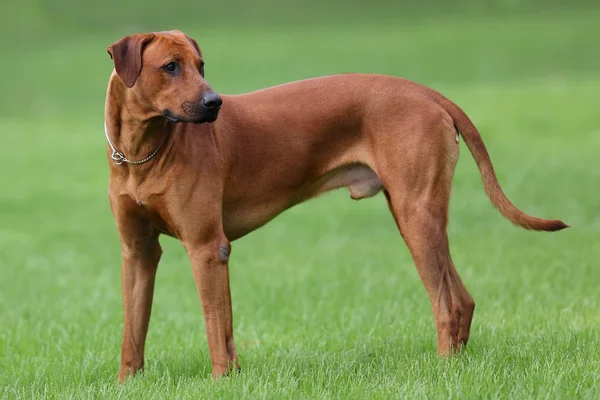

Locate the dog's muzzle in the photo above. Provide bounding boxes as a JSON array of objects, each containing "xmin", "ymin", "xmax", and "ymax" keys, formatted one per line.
[{"xmin": 164, "ymin": 92, "xmax": 222, "ymax": 124}]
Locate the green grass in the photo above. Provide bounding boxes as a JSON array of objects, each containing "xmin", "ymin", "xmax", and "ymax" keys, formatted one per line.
[{"xmin": 1, "ymin": 9, "xmax": 600, "ymax": 399}]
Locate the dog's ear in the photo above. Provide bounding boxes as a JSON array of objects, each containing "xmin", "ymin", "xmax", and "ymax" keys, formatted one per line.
[
  {"xmin": 184, "ymin": 34, "xmax": 205, "ymax": 77},
  {"xmin": 185, "ymin": 34, "xmax": 202, "ymax": 58},
  {"xmin": 107, "ymin": 34, "xmax": 155, "ymax": 88}
]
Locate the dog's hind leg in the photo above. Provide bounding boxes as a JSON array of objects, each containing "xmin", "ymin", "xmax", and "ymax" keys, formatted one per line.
[
  {"xmin": 376, "ymin": 116, "xmax": 475, "ymax": 354},
  {"xmin": 445, "ymin": 250, "xmax": 475, "ymax": 347},
  {"xmin": 383, "ymin": 189, "xmax": 467, "ymax": 354}
]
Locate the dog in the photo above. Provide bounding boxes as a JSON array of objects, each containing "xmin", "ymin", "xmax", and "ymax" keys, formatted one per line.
[{"xmin": 103, "ymin": 30, "xmax": 567, "ymax": 381}]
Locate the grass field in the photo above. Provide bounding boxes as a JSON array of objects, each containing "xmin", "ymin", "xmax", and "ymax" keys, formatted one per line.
[{"xmin": 1, "ymin": 8, "xmax": 600, "ymax": 399}]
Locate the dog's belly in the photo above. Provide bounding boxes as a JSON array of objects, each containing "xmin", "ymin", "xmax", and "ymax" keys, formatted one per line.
[{"xmin": 222, "ymin": 164, "xmax": 382, "ymax": 240}]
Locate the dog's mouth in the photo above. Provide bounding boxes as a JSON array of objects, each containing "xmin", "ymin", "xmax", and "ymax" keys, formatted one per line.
[
  {"xmin": 163, "ymin": 109, "xmax": 219, "ymax": 124},
  {"xmin": 163, "ymin": 110, "xmax": 181, "ymax": 123}
]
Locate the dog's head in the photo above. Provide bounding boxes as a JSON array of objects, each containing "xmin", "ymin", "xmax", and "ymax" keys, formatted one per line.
[{"xmin": 107, "ymin": 30, "xmax": 221, "ymax": 124}]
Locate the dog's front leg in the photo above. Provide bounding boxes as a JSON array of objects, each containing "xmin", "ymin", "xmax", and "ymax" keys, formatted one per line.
[
  {"xmin": 111, "ymin": 200, "xmax": 162, "ymax": 383},
  {"xmin": 187, "ymin": 238, "xmax": 239, "ymax": 378}
]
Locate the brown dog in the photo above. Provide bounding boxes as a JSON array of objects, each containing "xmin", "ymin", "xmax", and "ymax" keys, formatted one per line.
[{"xmin": 104, "ymin": 30, "xmax": 567, "ymax": 381}]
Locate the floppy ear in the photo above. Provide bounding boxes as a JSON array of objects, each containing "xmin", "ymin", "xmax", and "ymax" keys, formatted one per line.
[
  {"xmin": 107, "ymin": 34, "xmax": 155, "ymax": 88},
  {"xmin": 185, "ymin": 34, "xmax": 202, "ymax": 58}
]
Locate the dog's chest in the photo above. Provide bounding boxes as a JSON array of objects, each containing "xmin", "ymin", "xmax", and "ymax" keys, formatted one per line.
[
  {"xmin": 139, "ymin": 198, "xmax": 178, "ymax": 237},
  {"xmin": 120, "ymin": 181, "xmax": 179, "ymax": 238}
]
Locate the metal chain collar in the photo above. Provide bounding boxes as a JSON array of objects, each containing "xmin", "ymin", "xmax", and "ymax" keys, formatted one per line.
[{"xmin": 104, "ymin": 122, "xmax": 167, "ymax": 165}]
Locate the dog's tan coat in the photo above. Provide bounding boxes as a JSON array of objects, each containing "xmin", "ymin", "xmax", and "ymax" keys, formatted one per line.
[{"xmin": 104, "ymin": 30, "xmax": 567, "ymax": 381}]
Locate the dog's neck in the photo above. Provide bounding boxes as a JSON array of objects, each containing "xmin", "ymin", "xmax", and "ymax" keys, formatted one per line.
[{"xmin": 104, "ymin": 74, "xmax": 173, "ymax": 169}]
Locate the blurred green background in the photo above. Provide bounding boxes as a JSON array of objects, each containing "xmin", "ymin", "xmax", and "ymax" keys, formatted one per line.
[
  {"xmin": 1, "ymin": 1, "xmax": 599, "ymax": 398},
  {"xmin": 1, "ymin": 0, "xmax": 599, "ymax": 120}
]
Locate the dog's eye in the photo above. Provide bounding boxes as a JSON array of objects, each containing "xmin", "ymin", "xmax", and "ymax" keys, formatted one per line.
[
  {"xmin": 200, "ymin": 64, "xmax": 205, "ymax": 78},
  {"xmin": 162, "ymin": 62, "xmax": 178, "ymax": 73}
]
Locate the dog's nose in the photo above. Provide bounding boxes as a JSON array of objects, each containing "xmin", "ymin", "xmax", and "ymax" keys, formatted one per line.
[{"xmin": 202, "ymin": 93, "xmax": 222, "ymax": 109}]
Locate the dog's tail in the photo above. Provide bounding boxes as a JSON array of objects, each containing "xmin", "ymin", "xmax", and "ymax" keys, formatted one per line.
[{"xmin": 438, "ymin": 96, "xmax": 568, "ymax": 232}]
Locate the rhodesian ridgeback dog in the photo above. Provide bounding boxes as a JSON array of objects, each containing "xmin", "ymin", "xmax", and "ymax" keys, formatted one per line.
[{"xmin": 104, "ymin": 30, "xmax": 567, "ymax": 381}]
